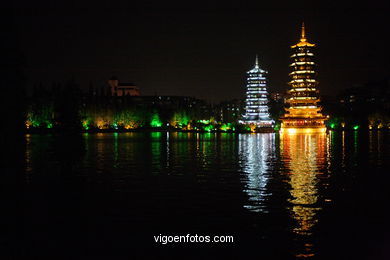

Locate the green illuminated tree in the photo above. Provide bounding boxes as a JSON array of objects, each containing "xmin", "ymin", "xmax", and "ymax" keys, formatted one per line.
[
  {"xmin": 170, "ymin": 111, "xmax": 190, "ymax": 128},
  {"xmin": 150, "ymin": 112, "xmax": 162, "ymax": 128}
]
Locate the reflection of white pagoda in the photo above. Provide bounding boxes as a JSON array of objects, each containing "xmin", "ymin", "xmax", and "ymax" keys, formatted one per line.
[
  {"xmin": 239, "ymin": 133, "xmax": 275, "ymax": 212},
  {"xmin": 239, "ymin": 56, "xmax": 274, "ymax": 127}
]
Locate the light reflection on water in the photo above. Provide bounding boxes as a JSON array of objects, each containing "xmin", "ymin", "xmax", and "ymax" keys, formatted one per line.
[
  {"xmin": 238, "ymin": 133, "xmax": 275, "ymax": 213},
  {"xmin": 369, "ymin": 131, "xmax": 386, "ymax": 166},
  {"xmin": 280, "ymin": 132, "xmax": 328, "ymax": 258},
  {"xmin": 22, "ymin": 131, "xmax": 390, "ymax": 258},
  {"xmin": 281, "ymin": 133, "xmax": 325, "ymax": 234}
]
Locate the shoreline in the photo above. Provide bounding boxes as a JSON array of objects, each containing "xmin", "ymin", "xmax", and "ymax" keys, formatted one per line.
[{"xmin": 24, "ymin": 127, "xmax": 388, "ymax": 135}]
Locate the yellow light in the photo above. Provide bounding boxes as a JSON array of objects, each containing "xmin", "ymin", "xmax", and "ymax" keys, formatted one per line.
[
  {"xmin": 281, "ymin": 127, "xmax": 326, "ymax": 134},
  {"xmin": 291, "ymin": 88, "xmax": 316, "ymax": 92},
  {"xmin": 289, "ymin": 70, "xmax": 315, "ymax": 74},
  {"xmin": 288, "ymin": 128, "xmax": 297, "ymax": 134},
  {"xmin": 96, "ymin": 119, "xmax": 106, "ymax": 129},
  {"xmin": 290, "ymin": 62, "xmax": 315, "ymax": 66}
]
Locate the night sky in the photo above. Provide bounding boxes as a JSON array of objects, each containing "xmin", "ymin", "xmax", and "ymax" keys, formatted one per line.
[{"xmin": 11, "ymin": 2, "xmax": 390, "ymax": 102}]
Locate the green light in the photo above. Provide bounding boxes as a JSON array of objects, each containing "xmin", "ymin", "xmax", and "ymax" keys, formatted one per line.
[
  {"xmin": 113, "ymin": 109, "xmax": 144, "ymax": 129},
  {"xmin": 150, "ymin": 113, "xmax": 162, "ymax": 128},
  {"xmin": 82, "ymin": 120, "xmax": 90, "ymax": 130},
  {"xmin": 330, "ymin": 123, "xmax": 335, "ymax": 129},
  {"xmin": 170, "ymin": 111, "xmax": 190, "ymax": 129},
  {"xmin": 353, "ymin": 125, "xmax": 359, "ymax": 130},
  {"xmin": 177, "ymin": 112, "xmax": 190, "ymax": 127},
  {"xmin": 32, "ymin": 120, "xmax": 40, "ymax": 127},
  {"xmin": 197, "ymin": 119, "xmax": 210, "ymax": 124},
  {"xmin": 27, "ymin": 104, "xmax": 54, "ymax": 129},
  {"xmin": 220, "ymin": 123, "xmax": 232, "ymax": 131},
  {"xmin": 203, "ymin": 124, "xmax": 214, "ymax": 132},
  {"xmin": 151, "ymin": 132, "xmax": 162, "ymax": 139}
]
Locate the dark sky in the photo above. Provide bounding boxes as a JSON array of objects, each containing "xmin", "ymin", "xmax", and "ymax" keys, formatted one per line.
[{"xmin": 11, "ymin": 2, "xmax": 390, "ymax": 102}]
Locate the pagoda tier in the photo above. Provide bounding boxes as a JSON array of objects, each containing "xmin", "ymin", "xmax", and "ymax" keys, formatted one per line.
[
  {"xmin": 280, "ymin": 23, "xmax": 327, "ymax": 130},
  {"xmin": 240, "ymin": 56, "xmax": 274, "ymax": 127}
]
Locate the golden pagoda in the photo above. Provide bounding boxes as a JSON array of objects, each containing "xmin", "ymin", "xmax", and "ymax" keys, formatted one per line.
[{"xmin": 280, "ymin": 23, "xmax": 328, "ymax": 133}]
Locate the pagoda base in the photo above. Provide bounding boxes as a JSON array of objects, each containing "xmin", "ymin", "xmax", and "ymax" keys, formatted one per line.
[
  {"xmin": 280, "ymin": 117, "xmax": 327, "ymax": 133},
  {"xmin": 280, "ymin": 127, "xmax": 326, "ymax": 134},
  {"xmin": 239, "ymin": 120, "xmax": 275, "ymax": 133},
  {"xmin": 254, "ymin": 127, "xmax": 275, "ymax": 133}
]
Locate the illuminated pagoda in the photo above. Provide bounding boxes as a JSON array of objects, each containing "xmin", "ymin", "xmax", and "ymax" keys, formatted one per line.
[
  {"xmin": 239, "ymin": 56, "xmax": 274, "ymax": 128},
  {"xmin": 280, "ymin": 23, "xmax": 327, "ymax": 131}
]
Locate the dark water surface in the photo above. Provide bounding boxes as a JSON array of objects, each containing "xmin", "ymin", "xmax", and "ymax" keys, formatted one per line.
[{"xmin": 18, "ymin": 132, "xmax": 390, "ymax": 258}]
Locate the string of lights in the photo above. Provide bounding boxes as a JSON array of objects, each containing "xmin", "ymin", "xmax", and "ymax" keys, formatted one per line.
[
  {"xmin": 239, "ymin": 55, "xmax": 274, "ymax": 127},
  {"xmin": 280, "ymin": 23, "xmax": 328, "ymax": 131}
]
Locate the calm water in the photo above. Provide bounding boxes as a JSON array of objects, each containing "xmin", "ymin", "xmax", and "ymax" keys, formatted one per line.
[{"xmin": 19, "ymin": 131, "xmax": 390, "ymax": 258}]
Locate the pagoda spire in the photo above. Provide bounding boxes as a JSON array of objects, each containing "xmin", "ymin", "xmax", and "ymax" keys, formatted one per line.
[
  {"xmin": 240, "ymin": 56, "xmax": 274, "ymax": 128},
  {"xmin": 292, "ymin": 22, "xmax": 315, "ymax": 48},
  {"xmin": 300, "ymin": 22, "xmax": 306, "ymax": 42},
  {"xmin": 255, "ymin": 54, "xmax": 259, "ymax": 68},
  {"xmin": 280, "ymin": 23, "xmax": 327, "ymax": 131}
]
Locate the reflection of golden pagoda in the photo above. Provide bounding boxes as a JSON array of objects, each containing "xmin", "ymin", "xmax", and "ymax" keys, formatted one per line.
[
  {"xmin": 280, "ymin": 132, "xmax": 327, "ymax": 258},
  {"xmin": 280, "ymin": 133, "xmax": 325, "ymax": 236},
  {"xmin": 280, "ymin": 23, "xmax": 327, "ymax": 132}
]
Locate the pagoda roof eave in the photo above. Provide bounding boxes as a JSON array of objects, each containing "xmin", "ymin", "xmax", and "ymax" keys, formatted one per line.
[
  {"xmin": 291, "ymin": 42, "xmax": 315, "ymax": 48},
  {"xmin": 247, "ymin": 68, "xmax": 266, "ymax": 74}
]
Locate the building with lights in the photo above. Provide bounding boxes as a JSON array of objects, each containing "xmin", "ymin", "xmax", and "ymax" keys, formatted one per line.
[
  {"xmin": 280, "ymin": 23, "xmax": 327, "ymax": 131},
  {"xmin": 239, "ymin": 56, "xmax": 274, "ymax": 128},
  {"xmin": 215, "ymin": 99, "xmax": 245, "ymax": 123},
  {"xmin": 108, "ymin": 76, "xmax": 140, "ymax": 96}
]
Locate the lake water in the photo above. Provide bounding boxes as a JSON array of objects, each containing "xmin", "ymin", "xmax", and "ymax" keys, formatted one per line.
[{"xmin": 19, "ymin": 131, "xmax": 390, "ymax": 258}]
